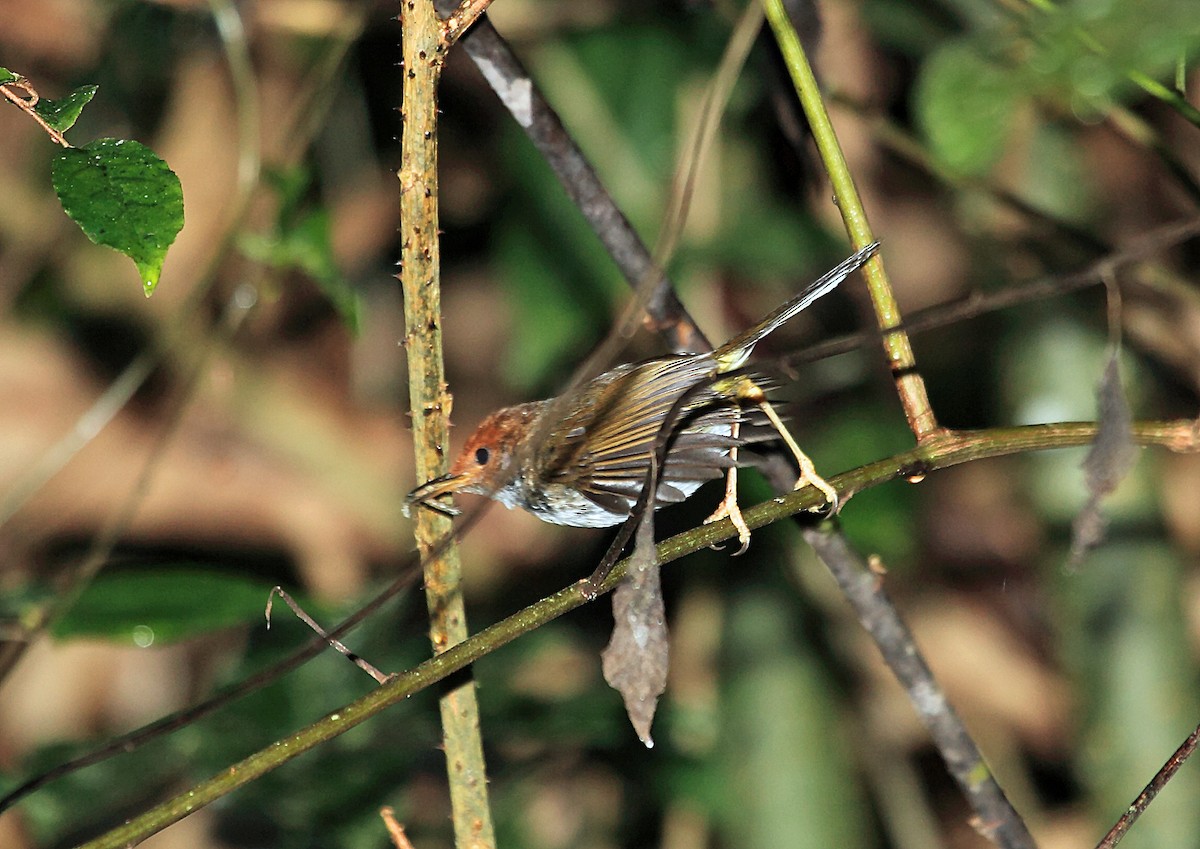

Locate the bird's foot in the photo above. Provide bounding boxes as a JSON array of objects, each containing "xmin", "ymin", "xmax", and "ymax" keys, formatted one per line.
[
  {"xmin": 705, "ymin": 469, "xmax": 752, "ymax": 555},
  {"xmin": 796, "ymin": 463, "xmax": 839, "ymax": 516}
]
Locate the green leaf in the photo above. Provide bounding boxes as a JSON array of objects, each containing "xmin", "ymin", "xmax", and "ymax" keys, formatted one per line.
[
  {"xmin": 0, "ymin": 67, "xmax": 19, "ymax": 84},
  {"xmin": 33, "ymin": 84, "xmax": 97, "ymax": 133},
  {"xmin": 915, "ymin": 40, "xmax": 1021, "ymax": 176},
  {"xmin": 52, "ymin": 568, "xmax": 270, "ymax": 644},
  {"xmin": 50, "ymin": 138, "xmax": 184, "ymax": 295}
]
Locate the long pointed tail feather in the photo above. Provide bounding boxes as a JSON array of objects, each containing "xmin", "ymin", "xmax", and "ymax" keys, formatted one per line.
[{"xmin": 715, "ymin": 241, "xmax": 879, "ymax": 372}]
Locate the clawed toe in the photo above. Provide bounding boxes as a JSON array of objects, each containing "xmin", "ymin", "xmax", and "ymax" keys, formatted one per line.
[
  {"xmin": 795, "ymin": 469, "xmax": 839, "ymax": 517},
  {"xmin": 705, "ymin": 494, "xmax": 752, "ymax": 555}
]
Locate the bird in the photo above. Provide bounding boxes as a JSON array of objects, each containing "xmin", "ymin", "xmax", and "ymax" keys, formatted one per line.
[{"xmin": 407, "ymin": 242, "xmax": 878, "ymax": 549}]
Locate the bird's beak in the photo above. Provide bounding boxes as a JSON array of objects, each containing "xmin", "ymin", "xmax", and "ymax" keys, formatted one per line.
[{"xmin": 405, "ymin": 473, "xmax": 466, "ymax": 518}]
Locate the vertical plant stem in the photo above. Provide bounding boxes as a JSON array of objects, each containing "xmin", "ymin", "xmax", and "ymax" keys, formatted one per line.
[
  {"xmin": 398, "ymin": 2, "xmax": 496, "ymax": 846},
  {"xmin": 762, "ymin": 5, "xmax": 1035, "ymax": 846},
  {"xmin": 761, "ymin": 0, "xmax": 940, "ymax": 441}
]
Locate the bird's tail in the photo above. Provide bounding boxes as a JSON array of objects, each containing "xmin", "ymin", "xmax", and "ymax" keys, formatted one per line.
[{"xmin": 715, "ymin": 241, "xmax": 879, "ymax": 372}]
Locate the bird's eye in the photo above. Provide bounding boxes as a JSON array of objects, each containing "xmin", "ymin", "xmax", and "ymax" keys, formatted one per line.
[{"xmin": 474, "ymin": 446, "xmax": 490, "ymax": 465}]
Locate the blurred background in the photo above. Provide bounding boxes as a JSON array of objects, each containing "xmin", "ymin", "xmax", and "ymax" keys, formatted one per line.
[{"xmin": 1, "ymin": 0, "xmax": 1200, "ymax": 847}]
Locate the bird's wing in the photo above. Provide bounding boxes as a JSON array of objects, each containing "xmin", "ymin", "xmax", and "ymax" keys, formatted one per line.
[{"xmin": 536, "ymin": 356, "xmax": 761, "ymax": 512}]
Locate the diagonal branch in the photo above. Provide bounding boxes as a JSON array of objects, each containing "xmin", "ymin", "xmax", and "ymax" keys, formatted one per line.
[
  {"xmin": 1095, "ymin": 720, "xmax": 1200, "ymax": 849},
  {"xmin": 803, "ymin": 527, "xmax": 1036, "ymax": 849},
  {"xmin": 74, "ymin": 418, "xmax": 1200, "ymax": 848},
  {"xmin": 435, "ymin": 2, "xmax": 712, "ymax": 353}
]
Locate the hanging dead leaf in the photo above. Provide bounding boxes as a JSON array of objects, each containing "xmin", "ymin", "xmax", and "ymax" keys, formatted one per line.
[
  {"xmin": 1069, "ymin": 354, "xmax": 1137, "ymax": 569},
  {"xmin": 601, "ymin": 510, "xmax": 669, "ymax": 747}
]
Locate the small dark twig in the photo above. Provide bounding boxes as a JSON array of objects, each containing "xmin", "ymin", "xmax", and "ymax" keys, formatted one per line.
[
  {"xmin": 1095, "ymin": 721, "xmax": 1200, "ymax": 849},
  {"xmin": 267, "ymin": 588, "xmax": 391, "ymax": 684}
]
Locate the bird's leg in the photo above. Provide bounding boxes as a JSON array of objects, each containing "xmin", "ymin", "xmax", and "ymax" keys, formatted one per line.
[
  {"xmin": 704, "ymin": 413, "xmax": 753, "ymax": 554},
  {"xmin": 756, "ymin": 396, "xmax": 839, "ymax": 513}
]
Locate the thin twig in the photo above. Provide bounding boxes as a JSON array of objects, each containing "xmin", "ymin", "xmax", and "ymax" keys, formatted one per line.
[
  {"xmin": 788, "ymin": 217, "xmax": 1200, "ymax": 367},
  {"xmin": 209, "ymin": 0, "xmax": 260, "ymax": 194},
  {"xmin": 266, "ymin": 588, "xmax": 390, "ymax": 684},
  {"xmin": 441, "ymin": 0, "xmax": 493, "ymax": 46},
  {"xmin": 0, "ymin": 354, "xmax": 157, "ymax": 528},
  {"xmin": 381, "ymin": 807, "xmax": 418, "ymax": 849},
  {"xmin": 1095, "ymin": 721, "xmax": 1200, "ymax": 849}
]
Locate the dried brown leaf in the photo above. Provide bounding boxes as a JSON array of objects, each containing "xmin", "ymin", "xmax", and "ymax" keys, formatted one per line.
[
  {"xmin": 1069, "ymin": 355, "xmax": 1137, "ymax": 569},
  {"xmin": 601, "ymin": 512, "xmax": 669, "ymax": 747}
]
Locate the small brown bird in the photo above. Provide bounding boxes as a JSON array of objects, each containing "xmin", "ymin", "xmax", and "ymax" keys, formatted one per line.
[{"xmin": 408, "ymin": 243, "xmax": 878, "ymax": 547}]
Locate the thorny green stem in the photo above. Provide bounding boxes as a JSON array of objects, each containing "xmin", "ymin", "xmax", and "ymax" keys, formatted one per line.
[{"xmin": 398, "ymin": 0, "xmax": 496, "ymax": 845}]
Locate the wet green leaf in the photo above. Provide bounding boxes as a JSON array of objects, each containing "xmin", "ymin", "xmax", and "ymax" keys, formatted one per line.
[
  {"xmin": 0, "ymin": 67, "xmax": 19, "ymax": 84},
  {"xmin": 51, "ymin": 138, "xmax": 183, "ymax": 294}
]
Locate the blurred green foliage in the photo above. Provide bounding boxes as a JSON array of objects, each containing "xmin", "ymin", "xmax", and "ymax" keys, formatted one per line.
[
  {"xmin": 1056, "ymin": 544, "xmax": 1200, "ymax": 849},
  {"xmin": 241, "ymin": 167, "xmax": 363, "ymax": 333},
  {"xmin": 50, "ymin": 568, "xmax": 268, "ymax": 643}
]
